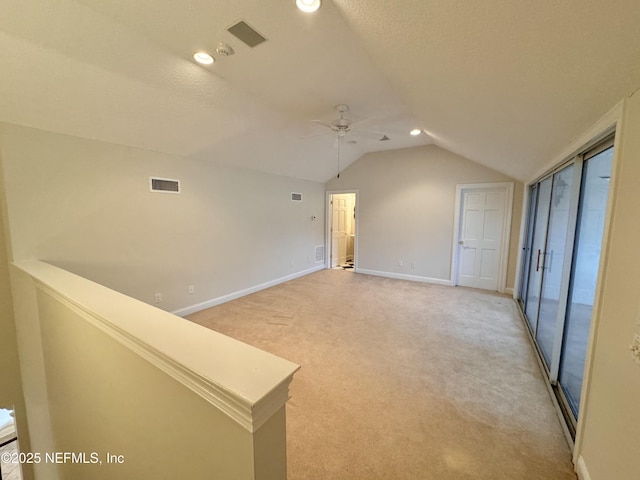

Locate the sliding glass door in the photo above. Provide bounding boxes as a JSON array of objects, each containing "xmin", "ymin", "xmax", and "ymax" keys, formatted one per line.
[
  {"xmin": 518, "ymin": 185, "xmax": 537, "ymax": 312},
  {"xmin": 557, "ymin": 146, "xmax": 613, "ymax": 418},
  {"xmin": 518, "ymin": 135, "xmax": 614, "ymax": 432},
  {"xmin": 523, "ymin": 177, "xmax": 552, "ymax": 333},
  {"xmin": 535, "ymin": 165, "xmax": 574, "ymax": 368}
]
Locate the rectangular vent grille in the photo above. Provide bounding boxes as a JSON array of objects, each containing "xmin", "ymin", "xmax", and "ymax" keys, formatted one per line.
[
  {"xmin": 315, "ymin": 245, "xmax": 324, "ymax": 263},
  {"xmin": 150, "ymin": 177, "xmax": 180, "ymax": 193},
  {"xmin": 227, "ymin": 20, "xmax": 267, "ymax": 47},
  {"xmin": 291, "ymin": 192, "xmax": 303, "ymax": 202}
]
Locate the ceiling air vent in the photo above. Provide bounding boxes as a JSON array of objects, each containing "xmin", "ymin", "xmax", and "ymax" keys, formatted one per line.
[
  {"xmin": 227, "ymin": 20, "xmax": 267, "ymax": 48},
  {"xmin": 291, "ymin": 192, "xmax": 303, "ymax": 202},
  {"xmin": 150, "ymin": 177, "xmax": 180, "ymax": 194}
]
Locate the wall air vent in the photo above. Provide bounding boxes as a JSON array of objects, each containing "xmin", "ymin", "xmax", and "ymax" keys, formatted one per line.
[
  {"xmin": 227, "ymin": 20, "xmax": 267, "ymax": 48},
  {"xmin": 150, "ymin": 177, "xmax": 180, "ymax": 194},
  {"xmin": 315, "ymin": 245, "xmax": 324, "ymax": 263},
  {"xmin": 291, "ymin": 192, "xmax": 303, "ymax": 202}
]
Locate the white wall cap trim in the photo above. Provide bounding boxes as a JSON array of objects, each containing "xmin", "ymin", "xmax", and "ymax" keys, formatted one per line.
[{"xmin": 13, "ymin": 260, "xmax": 300, "ymax": 433}]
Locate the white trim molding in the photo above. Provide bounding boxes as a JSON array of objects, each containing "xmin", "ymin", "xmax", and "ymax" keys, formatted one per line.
[
  {"xmin": 575, "ymin": 456, "xmax": 592, "ymax": 480},
  {"xmin": 173, "ymin": 264, "xmax": 324, "ymax": 317},
  {"xmin": 357, "ymin": 268, "xmax": 451, "ymax": 286},
  {"xmin": 529, "ymin": 100, "xmax": 622, "ymax": 183}
]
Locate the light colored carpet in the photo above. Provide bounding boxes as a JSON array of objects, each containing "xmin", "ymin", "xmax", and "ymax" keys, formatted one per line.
[{"xmin": 187, "ymin": 269, "xmax": 576, "ymax": 480}]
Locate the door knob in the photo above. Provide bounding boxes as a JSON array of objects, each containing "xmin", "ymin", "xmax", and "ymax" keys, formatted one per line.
[{"xmin": 458, "ymin": 240, "xmax": 464, "ymax": 245}]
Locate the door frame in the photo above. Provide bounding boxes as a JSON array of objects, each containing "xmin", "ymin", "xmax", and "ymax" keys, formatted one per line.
[
  {"xmin": 325, "ymin": 190, "xmax": 359, "ymax": 271},
  {"xmin": 450, "ymin": 182, "xmax": 514, "ymax": 293}
]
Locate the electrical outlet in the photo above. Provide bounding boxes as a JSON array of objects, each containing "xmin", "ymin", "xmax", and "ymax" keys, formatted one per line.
[
  {"xmin": 154, "ymin": 293, "xmax": 162, "ymax": 304},
  {"xmin": 411, "ymin": 262, "xmax": 416, "ymax": 269},
  {"xmin": 188, "ymin": 285, "xmax": 194, "ymax": 295},
  {"xmin": 398, "ymin": 260, "xmax": 403, "ymax": 267}
]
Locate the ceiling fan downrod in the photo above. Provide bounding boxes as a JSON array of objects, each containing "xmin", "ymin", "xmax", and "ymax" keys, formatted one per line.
[{"xmin": 337, "ymin": 133, "xmax": 341, "ymax": 178}]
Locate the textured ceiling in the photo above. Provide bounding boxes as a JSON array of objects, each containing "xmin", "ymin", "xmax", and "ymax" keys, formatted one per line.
[{"xmin": 1, "ymin": 0, "xmax": 640, "ymax": 182}]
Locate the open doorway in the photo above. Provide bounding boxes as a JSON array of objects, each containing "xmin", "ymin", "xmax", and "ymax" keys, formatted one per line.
[{"xmin": 327, "ymin": 191, "xmax": 357, "ymax": 271}]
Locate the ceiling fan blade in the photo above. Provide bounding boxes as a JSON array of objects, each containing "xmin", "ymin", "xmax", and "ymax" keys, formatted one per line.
[
  {"xmin": 349, "ymin": 117, "xmax": 375, "ymax": 130},
  {"xmin": 298, "ymin": 131, "xmax": 334, "ymax": 140},
  {"xmin": 351, "ymin": 130, "xmax": 388, "ymax": 141},
  {"xmin": 311, "ymin": 120, "xmax": 334, "ymax": 129}
]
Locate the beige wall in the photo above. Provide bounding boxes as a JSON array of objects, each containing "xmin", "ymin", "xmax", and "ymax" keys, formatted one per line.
[
  {"xmin": 38, "ymin": 291, "xmax": 254, "ymax": 479},
  {"xmin": 327, "ymin": 145, "xmax": 523, "ymax": 289},
  {"xmin": 576, "ymin": 95, "xmax": 640, "ymax": 479},
  {"xmin": 0, "ymin": 157, "xmax": 33, "ymax": 480},
  {"xmin": 0, "ymin": 123, "xmax": 325, "ymax": 313}
]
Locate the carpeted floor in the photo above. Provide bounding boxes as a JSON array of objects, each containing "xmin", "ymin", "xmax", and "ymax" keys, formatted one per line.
[{"xmin": 187, "ymin": 269, "xmax": 577, "ymax": 480}]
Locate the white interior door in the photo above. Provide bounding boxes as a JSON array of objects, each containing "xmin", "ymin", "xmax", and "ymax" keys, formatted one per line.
[
  {"xmin": 331, "ymin": 194, "xmax": 348, "ymax": 267},
  {"xmin": 456, "ymin": 187, "xmax": 508, "ymax": 290}
]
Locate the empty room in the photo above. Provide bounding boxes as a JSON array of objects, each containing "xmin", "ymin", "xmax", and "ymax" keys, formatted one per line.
[{"xmin": 1, "ymin": 1, "xmax": 639, "ymax": 479}]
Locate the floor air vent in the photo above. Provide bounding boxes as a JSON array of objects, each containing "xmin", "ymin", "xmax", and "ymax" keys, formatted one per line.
[
  {"xmin": 315, "ymin": 245, "xmax": 324, "ymax": 263},
  {"xmin": 150, "ymin": 177, "xmax": 180, "ymax": 193}
]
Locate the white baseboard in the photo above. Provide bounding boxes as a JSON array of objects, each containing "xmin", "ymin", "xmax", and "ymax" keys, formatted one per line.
[
  {"xmin": 576, "ymin": 456, "xmax": 591, "ymax": 480},
  {"xmin": 172, "ymin": 265, "xmax": 325, "ymax": 317},
  {"xmin": 357, "ymin": 268, "xmax": 451, "ymax": 287},
  {"xmin": 505, "ymin": 287, "xmax": 514, "ymax": 296}
]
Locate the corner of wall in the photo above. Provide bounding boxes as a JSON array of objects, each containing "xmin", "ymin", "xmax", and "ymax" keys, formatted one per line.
[{"xmin": 575, "ymin": 455, "xmax": 592, "ymax": 480}]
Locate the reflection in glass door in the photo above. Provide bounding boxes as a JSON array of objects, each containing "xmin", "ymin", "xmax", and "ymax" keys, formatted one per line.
[
  {"xmin": 524, "ymin": 177, "xmax": 552, "ymax": 333},
  {"xmin": 535, "ymin": 165, "xmax": 574, "ymax": 368},
  {"xmin": 558, "ymin": 147, "xmax": 613, "ymax": 418}
]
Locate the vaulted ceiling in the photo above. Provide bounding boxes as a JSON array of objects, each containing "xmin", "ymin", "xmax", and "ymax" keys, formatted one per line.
[{"xmin": 2, "ymin": 0, "xmax": 640, "ymax": 182}]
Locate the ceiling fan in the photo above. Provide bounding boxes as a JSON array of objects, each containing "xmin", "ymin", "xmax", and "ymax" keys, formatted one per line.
[
  {"xmin": 308, "ymin": 104, "xmax": 389, "ymax": 178},
  {"xmin": 311, "ymin": 104, "xmax": 388, "ymax": 142}
]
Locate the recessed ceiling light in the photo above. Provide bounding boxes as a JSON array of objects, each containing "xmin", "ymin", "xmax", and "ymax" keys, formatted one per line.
[
  {"xmin": 193, "ymin": 52, "xmax": 214, "ymax": 65},
  {"xmin": 410, "ymin": 129, "xmax": 422, "ymax": 136},
  {"xmin": 296, "ymin": 0, "xmax": 321, "ymax": 13}
]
